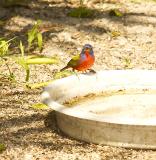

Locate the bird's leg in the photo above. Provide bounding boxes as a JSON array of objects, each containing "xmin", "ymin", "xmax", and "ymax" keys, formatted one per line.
[
  {"xmin": 84, "ymin": 70, "xmax": 88, "ymax": 74},
  {"xmin": 72, "ymin": 69, "xmax": 80, "ymax": 80}
]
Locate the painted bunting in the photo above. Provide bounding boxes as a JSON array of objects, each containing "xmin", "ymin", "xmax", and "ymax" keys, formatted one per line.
[{"xmin": 60, "ymin": 44, "xmax": 95, "ymax": 73}]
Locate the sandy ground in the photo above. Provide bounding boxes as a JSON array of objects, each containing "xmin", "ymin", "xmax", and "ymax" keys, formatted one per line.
[{"xmin": 1, "ymin": 0, "xmax": 156, "ymax": 159}]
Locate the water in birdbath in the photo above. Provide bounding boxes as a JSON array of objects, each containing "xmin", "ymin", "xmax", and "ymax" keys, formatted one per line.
[{"xmin": 64, "ymin": 89, "xmax": 156, "ymax": 123}]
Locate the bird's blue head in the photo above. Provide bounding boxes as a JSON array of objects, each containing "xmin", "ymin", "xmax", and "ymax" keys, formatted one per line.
[{"xmin": 81, "ymin": 44, "xmax": 94, "ymax": 56}]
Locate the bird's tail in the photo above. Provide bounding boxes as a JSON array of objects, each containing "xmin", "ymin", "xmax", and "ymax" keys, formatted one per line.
[{"xmin": 60, "ymin": 66, "xmax": 69, "ymax": 72}]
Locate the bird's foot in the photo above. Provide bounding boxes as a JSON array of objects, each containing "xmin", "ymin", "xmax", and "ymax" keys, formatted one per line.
[
  {"xmin": 82, "ymin": 69, "xmax": 97, "ymax": 76},
  {"xmin": 88, "ymin": 69, "xmax": 96, "ymax": 74}
]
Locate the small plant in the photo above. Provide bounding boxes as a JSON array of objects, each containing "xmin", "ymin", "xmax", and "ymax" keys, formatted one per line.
[
  {"xmin": 0, "ymin": 143, "xmax": 6, "ymax": 153},
  {"xmin": 109, "ymin": 9, "xmax": 124, "ymax": 17},
  {"xmin": 0, "ymin": 38, "xmax": 15, "ymax": 80},
  {"xmin": 16, "ymin": 41, "xmax": 30, "ymax": 82},
  {"xmin": 68, "ymin": 7, "xmax": 94, "ymax": 18},
  {"xmin": 130, "ymin": 0, "xmax": 156, "ymax": 3},
  {"xmin": 0, "ymin": 38, "xmax": 11, "ymax": 56},
  {"xmin": 31, "ymin": 103, "xmax": 48, "ymax": 109},
  {"xmin": 26, "ymin": 70, "xmax": 73, "ymax": 89},
  {"xmin": 1, "ymin": 0, "xmax": 28, "ymax": 7},
  {"xmin": 28, "ymin": 20, "xmax": 43, "ymax": 52},
  {"xmin": 26, "ymin": 80, "xmax": 53, "ymax": 89},
  {"xmin": 16, "ymin": 41, "xmax": 59, "ymax": 82},
  {"xmin": 68, "ymin": 0, "xmax": 94, "ymax": 18},
  {"xmin": 80, "ymin": 0, "xmax": 84, "ymax": 6},
  {"xmin": 110, "ymin": 30, "xmax": 121, "ymax": 38},
  {"xmin": 123, "ymin": 57, "xmax": 132, "ymax": 69},
  {"xmin": 0, "ymin": 20, "xmax": 6, "ymax": 26},
  {"xmin": 26, "ymin": 56, "xmax": 59, "ymax": 65},
  {"xmin": 54, "ymin": 70, "xmax": 74, "ymax": 79}
]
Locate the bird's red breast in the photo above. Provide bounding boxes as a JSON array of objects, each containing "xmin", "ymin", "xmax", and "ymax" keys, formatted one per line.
[{"xmin": 73, "ymin": 51, "xmax": 95, "ymax": 71}]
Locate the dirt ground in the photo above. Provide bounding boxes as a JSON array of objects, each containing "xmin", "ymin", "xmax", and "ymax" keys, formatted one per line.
[{"xmin": 1, "ymin": 0, "xmax": 156, "ymax": 159}]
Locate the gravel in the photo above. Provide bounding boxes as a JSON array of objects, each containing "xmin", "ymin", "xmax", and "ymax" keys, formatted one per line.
[{"xmin": 1, "ymin": 0, "xmax": 156, "ymax": 159}]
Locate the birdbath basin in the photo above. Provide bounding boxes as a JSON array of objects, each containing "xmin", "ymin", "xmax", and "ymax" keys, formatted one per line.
[{"xmin": 41, "ymin": 70, "xmax": 156, "ymax": 149}]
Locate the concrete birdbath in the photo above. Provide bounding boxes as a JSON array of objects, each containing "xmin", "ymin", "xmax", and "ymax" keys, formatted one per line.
[{"xmin": 41, "ymin": 70, "xmax": 156, "ymax": 149}]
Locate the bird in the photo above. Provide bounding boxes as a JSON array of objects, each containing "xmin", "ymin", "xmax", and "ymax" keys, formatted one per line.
[{"xmin": 60, "ymin": 44, "xmax": 96, "ymax": 73}]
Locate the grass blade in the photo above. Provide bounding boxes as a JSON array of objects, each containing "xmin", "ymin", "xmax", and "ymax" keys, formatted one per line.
[
  {"xmin": 31, "ymin": 103, "xmax": 48, "ymax": 109},
  {"xmin": 26, "ymin": 57, "xmax": 59, "ymax": 65},
  {"xmin": 19, "ymin": 41, "xmax": 24, "ymax": 57},
  {"xmin": 37, "ymin": 32, "xmax": 43, "ymax": 52}
]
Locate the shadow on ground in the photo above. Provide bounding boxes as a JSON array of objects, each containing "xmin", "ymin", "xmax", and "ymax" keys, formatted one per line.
[
  {"xmin": 0, "ymin": 108, "xmax": 89, "ymax": 150},
  {"xmin": 0, "ymin": 0, "xmax": 156, "ymax": 39}
]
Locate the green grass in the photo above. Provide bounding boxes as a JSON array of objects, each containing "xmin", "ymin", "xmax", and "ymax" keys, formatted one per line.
[
  {"xmin": 28, "ymin": 20, "xmax": 43, "ymax": 52},
  {"xmin": 109, "ymin": 9, "xmax": 124, "ymax": 17},
  {"xmin": 54, "ymin": 70, "xmax": 74, "ymax": 79},
  {"xmin": 0, "ymin": 20, "xmax": 6, "ymax": 26},
  {"xmin": 0, "ymin": 20, "xmax": 71, "ymax": 86},
  {"xmin": 26, "ymin": 56, "xmax": 59, "ymax": 65},
  {"xmin": 16, "ymin": 40, "xmax": 59, "ymax": 82},
  {"xmin": 0, "ymin": 38, "xmax": 12, "ymax": 57},
  {"xmin": 130, "ymin": 0, "xmax": 156, "ymax": 3},
  {"xmin": 16, "ymin": 41, "xmax": 30, "ymax": 81},
  {"xmin": 109, "ymin": 30, "xmax": 121, "ymax": 38},
  {"xmin": 26, "ymin": 70, "xmax": 74, "ymax": 89},
  {"xmin": 31, "ymin": 103, "xmax": 48, "ymax": 110},
  {"xmin": 68, "ymin": 7, "xmax": 94, "ymax": 18},
  {"xmin": 123, "ymin": 57, "xmax": 132, "ymax": 69},
  {"xmin": 0, "ymin": 37, "xmax": 16, "ymax": 80},
  {"xmin": 1, "ymin": 0, "xmax": 29, "ymax": 7},
  {"xmin": 0, "ymin": 143, "xmax": 6, "ymax": 153}
]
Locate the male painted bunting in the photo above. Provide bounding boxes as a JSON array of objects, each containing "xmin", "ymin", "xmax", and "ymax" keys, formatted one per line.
[{"xmin": 60, "ymin": 44, "xmax": 95, "ymax": 73}]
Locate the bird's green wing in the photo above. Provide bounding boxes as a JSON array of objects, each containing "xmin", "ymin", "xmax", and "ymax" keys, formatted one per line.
[{"xmin": 67, "ymin": 54, "xmax": 80, "ymax": 68}]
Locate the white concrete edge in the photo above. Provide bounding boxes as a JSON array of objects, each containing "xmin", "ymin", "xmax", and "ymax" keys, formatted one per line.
[{"xmin": 41, "ymin": 70, "xmax": 156, "ymax": 126}]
